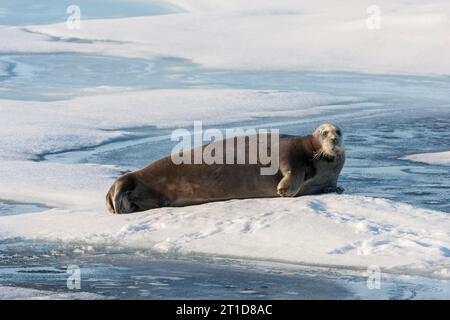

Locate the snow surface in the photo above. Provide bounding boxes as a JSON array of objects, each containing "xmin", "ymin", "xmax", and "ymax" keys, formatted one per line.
[
  {"xmin": 401, "ymin": 151, "xmax": 450, "ymax": 165},
  {"xmin": 1, "ymin": 195, "xmax": 450, "ymax": 279},
  {"xmin": 0, "ymin": 90, "xmax": 356, "ymax": 161},
  {"xmin": 0, "ymin": 0, "xmax": 449, "ymax": 75}
]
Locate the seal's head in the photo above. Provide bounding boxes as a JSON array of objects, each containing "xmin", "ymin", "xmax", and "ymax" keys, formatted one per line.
[{"xmin": 312, "ymin": 123, "xmax": 344, "ymax": 161}]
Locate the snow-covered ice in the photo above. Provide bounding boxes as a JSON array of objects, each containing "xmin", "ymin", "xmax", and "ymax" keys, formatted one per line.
[
  {"xmin": 1, "ymin": 195, "xmax": 450, "ymax": 278},
  {"xmin": 5, "ymin": 0, "xmax": 448, "ymax": 75},
  {"xmin": 401, "ymin": 151, "xmax": 450, "ymax": 166},
  {"xmin": 0, "ymin": 90, "xmax": 357, "ymax": 161}
]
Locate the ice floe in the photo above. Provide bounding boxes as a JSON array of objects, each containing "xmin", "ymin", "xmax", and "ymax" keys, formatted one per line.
[{"xmin": 400, "ymin": 151, "xmax": 450, "ymax": 165}]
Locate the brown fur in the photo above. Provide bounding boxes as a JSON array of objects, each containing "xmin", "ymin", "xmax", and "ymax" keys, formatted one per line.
[{"xmin": 106, "ymin": 133, "xmax": 344, "ymax": 214}]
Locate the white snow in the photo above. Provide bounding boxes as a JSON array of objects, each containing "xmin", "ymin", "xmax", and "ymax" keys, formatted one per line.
[
  {"xmin": 400, "ymin": 151, "xmax": 450, "ymax": 165},
  {"xmin": 1, "ymin": 0, "xmax": 447, "ymax": 75},
  {"xmin": 0, "ymin": 195, "xmax": 449, "ymax": 278},
  {"xmin": 0, "ymin": 89, "xmax": 359, "ymax": 161},
  {"xmin": 0, "ymin": 161, "xmax": 116, "ymax": 210}
]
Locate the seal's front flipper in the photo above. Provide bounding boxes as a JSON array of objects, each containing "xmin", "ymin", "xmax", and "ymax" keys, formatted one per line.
[{"xmin": 277, "ymin": 168, "xmax": 305, "ymax": 197}]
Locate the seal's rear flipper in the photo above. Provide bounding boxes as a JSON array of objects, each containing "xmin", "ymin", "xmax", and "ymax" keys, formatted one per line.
[
  {"xmin": 107, "ymin": 174, "xmax": 139, "ymax": 214},
  {"xmin": 105, "ymin": 186, "xmax": 115, "ymax": 213}
]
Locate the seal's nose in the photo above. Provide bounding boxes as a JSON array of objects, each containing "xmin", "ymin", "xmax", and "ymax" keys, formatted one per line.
[{"xmin": 331, "ymin": 136, "xmax": 338, "ymax": 144}]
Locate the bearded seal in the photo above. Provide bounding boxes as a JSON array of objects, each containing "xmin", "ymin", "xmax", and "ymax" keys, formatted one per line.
[{"xmin": 106, "ymin": 123, "xmax": 345, "ymax": 214}]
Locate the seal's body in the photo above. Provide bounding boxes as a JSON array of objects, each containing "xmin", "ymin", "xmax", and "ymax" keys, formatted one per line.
[{"xmin": 106, "ymin": 124, "xmax": 345, "ymax": 214}]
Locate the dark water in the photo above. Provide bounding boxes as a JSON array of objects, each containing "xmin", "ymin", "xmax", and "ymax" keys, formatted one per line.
[
  {"xmin": 337, "ymin": 116, "xmax": 450, "ymax": 212},
  {"xmin": 2, "ymin": 240, "xmax": 449, "ymax": 299},
  {"xmin": 0, "ymin": 240, "xmax": 350, "ymax": 299}
]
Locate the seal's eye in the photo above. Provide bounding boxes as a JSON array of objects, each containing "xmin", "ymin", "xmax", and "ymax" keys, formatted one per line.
[
  {"xmin": 336, "ymin": 130, "xmax": 341, "ymax": 136},
  {"xmin": 322, "ymin": 130, "xmax": 328, "ymax": 137}
]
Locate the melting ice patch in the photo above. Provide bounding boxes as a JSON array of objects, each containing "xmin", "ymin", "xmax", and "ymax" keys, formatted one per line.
[
  {"xmin": 0, "ymin": 286, "xmax": 104, "ymax": 300},
  {"xmin": 400, "ymin": 151, "xmax": 450, "ymax": 166}
]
